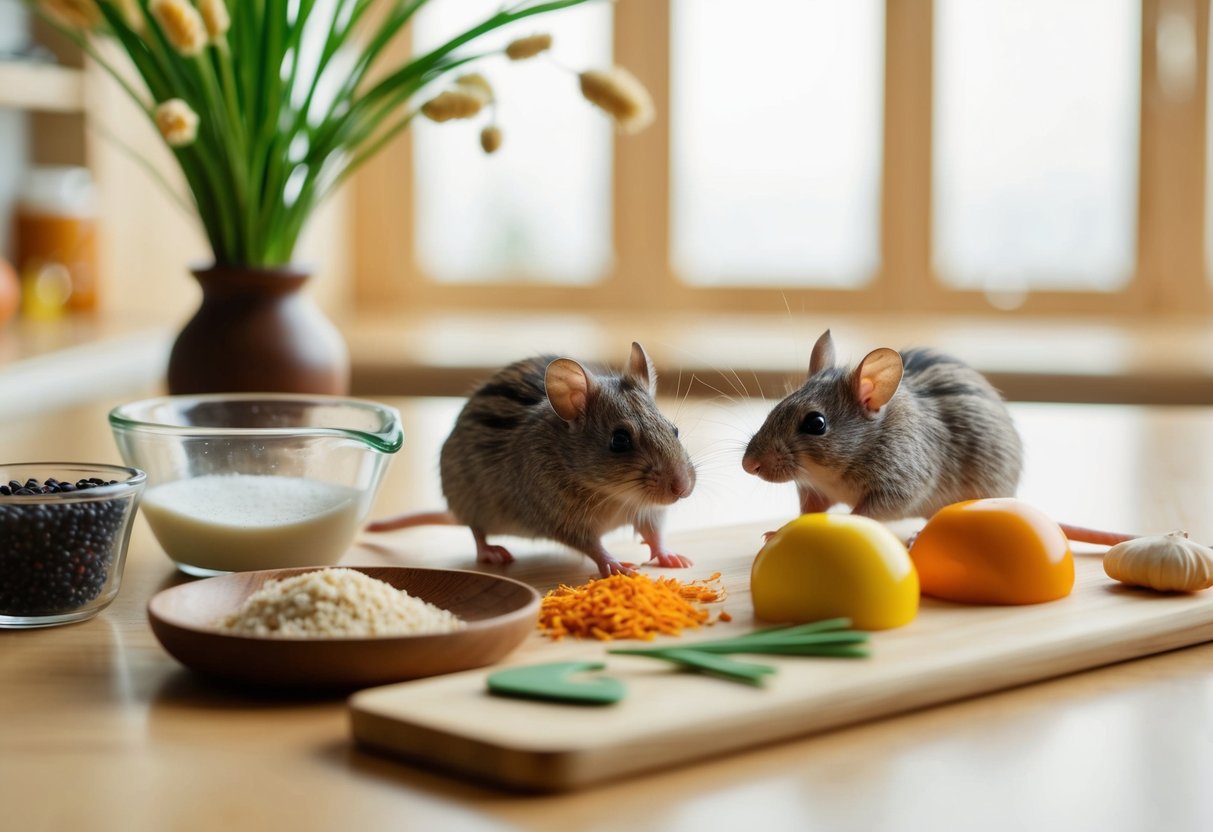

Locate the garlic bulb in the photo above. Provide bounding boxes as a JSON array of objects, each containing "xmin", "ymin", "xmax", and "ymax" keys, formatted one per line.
[{"xmin": 1103, "ymin": 531, "xmax": 1213, "ymax": 592}]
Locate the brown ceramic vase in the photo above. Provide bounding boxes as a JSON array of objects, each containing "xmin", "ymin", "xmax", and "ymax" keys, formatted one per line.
[{"xmin": 166, "ymin": 263, "xmax": 350, "ymax": 395}]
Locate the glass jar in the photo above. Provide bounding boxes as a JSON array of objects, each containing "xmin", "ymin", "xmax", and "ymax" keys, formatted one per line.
[{"xmin": 14, "ymin": 165, "xmax": 98, "ymax": 315}]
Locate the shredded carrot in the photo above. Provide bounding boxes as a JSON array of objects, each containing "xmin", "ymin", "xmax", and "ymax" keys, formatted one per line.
[{"xmin": 538, "ymin": 572, "xmax": 727, "ymax": 641}]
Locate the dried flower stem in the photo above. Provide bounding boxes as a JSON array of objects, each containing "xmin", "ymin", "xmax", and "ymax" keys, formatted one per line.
[
  {"xmin": 155, "ymin": 98, "xmax": 200, "ymax": 146},
  {"xmin": 198, "ymin": 0, "xmax": 230, "ymax": 41},
  {"xmin": 86, "ymin": 115, "xmax": 196, "ymax": 218},
  {"xmin": 505, "ymin": 33, "xmax": 553, "ymax": 60},
  {"xmin": 113, "ymin": 0, "xmax": 144, "ymax": 33},
  {"xmin": 455, "ymin": 73, "xmax": 495, "ymax": 103},
  {"xmin": 480, "ymin": 125, "xmax": 503, "ymax": 154},
  {"xmin": 30, "ymin": 0, "xmax": 648, "ymax": 267},
  {"xmin": 579, "ymin": 66, "xmax": 655, "ymax": 134},
  {"xmin": 421, "ymin": 87, "xmax": 487, "ymax": 122},
  {"xmin": 150, "ymin": 0, "xmax": 208, "ymax": 57}
]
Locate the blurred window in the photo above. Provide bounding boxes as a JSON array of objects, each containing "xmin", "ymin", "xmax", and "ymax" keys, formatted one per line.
[
  {"xmin": 412, "ymin": 0, "xmax": 612, "ymax": 284},
  {"xmin": 933, "ymin": 0, "xmax": 1140, "ymax": 295},
  {"xmin": 670, "ymin": 0, "xmax": 884, "ymax": 287},
  {"xmin": 358, "ymin": 1, "xmax": 1208, "ymax": 317}
]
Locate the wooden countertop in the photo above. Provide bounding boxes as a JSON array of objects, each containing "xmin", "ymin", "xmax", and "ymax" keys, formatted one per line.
[
  {"xmin": 0, "ymin": 315, "xmax": 171, "ymax": 418},
  {"xmin": 5, "ymin": 393, "xmax": 1213, "ymax": 830}
]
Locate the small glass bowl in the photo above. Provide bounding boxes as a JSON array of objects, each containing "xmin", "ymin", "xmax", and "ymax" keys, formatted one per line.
[
  {"xmin": 0, "ymin": 462, "xmax": 146, "ymax": 628},
  {"xmin": 108, "ymin": 394, "xmax": 404, "ymax": 576}
]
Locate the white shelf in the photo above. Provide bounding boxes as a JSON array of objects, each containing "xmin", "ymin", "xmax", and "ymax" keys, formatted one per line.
[
  {"xmin": 0, "ymin": 318, "xmax": 171, "ymax": 417},
  {"xmin": 0, "ymin": 60, "xmax": 83, "ymax": 113}
]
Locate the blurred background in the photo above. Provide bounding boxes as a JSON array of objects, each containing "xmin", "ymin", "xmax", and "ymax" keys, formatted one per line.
[{"xmin": 0, "ymin": 0, "xmax": 1209, "ymax": 389}]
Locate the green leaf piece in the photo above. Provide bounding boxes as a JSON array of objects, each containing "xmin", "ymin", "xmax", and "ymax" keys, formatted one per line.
[
  {"xmin": 732, "ymin": 644, "xmax": 871, "ymax": 658},
  {"xmin": 625, "ymin": 648, "xmax": 777, "ymax": 686},
  {"xmin": 487, "ymin": 661, "xmax": 626, "ymax": 706},
  {"xmin": 607, "ymin": 620, "xmax": 871, "ymax": 686},
  {"xmin": 686, "ymin": 631, "xmax": 870, "ymax": 654}
]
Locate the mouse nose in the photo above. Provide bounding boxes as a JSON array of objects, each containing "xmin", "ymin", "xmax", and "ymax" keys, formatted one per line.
[
  {"xmin": 669, "ymin": 467, "xmax": 695, "ymax": 500},
  {"xmin": 742, "ymin": 453, "xmax": 761, "ymax": 476}
]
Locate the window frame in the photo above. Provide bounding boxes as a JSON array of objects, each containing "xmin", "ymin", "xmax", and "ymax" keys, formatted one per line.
[{"xmin": 351, "ymin": 0, "xmax": 1213, "ymax": 318}]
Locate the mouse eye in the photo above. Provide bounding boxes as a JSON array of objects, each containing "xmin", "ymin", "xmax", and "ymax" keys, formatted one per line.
[
  {"xmin": 609, "ymin": 428, "xmax": 633, "ymax": 453},
  {"xmin": 672, "ymin": 425, "xmax": 680, "ymax": 438},
  {"xmin": 799, "ymin": 412, "xmax": 828, "ymax": 436}
]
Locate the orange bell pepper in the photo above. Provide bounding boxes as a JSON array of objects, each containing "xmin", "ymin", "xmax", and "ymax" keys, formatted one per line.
[{"xmin": 910, "ymin": 498, "xmax": 1074, "ymax": 605}]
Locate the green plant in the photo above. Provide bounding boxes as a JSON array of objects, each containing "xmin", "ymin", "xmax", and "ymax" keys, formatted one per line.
[{"xmin": 30, "ymin": 0, "xmax": 652, "ymax": 266}]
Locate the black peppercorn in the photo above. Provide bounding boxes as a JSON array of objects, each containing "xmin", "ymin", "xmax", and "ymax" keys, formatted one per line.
[{"xmin": 0, "ymin": 477, "xmax": 132, "ymax": 616}]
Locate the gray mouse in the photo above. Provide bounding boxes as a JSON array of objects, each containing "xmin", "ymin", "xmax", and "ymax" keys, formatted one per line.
[
  {"xmin": 742, "ymin": 329, "xmax": 1133, "ymax": 545},
  {"xmin": 742, "ymin": 329, "xmax": 1023, "ymax": 521},
  {"xmin": 367, "ymin": 342, "xmax": 697, "ymax": 577}
]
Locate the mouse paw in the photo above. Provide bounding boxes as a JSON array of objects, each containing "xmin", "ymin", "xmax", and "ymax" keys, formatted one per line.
[
  {"xmin": 476, "ymin": 543, "xmax": 515, "ymax": 566},
  {"xmin": 648, "ymin": 550, "xmax": 693, "ymax": 569},
  {"xmin": 598, "ymin": 559, "xmax": 637, "ymax": 578}
]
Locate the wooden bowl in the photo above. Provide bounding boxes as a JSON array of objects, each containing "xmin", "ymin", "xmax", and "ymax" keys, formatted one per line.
[{"xmin": 147, "ymin": 566, "xmax": 541, "ymax": 690}]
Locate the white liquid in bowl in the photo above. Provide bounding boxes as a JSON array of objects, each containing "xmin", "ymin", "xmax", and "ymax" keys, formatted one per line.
[{"xmin": 140, "ymin": 474, "xmax": 365, "ymax": 573}]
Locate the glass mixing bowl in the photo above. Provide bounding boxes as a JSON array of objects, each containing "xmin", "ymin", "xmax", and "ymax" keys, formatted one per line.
[{"xmin": 109, "ymin": 394, "xmax": 403, "ymax": 576}]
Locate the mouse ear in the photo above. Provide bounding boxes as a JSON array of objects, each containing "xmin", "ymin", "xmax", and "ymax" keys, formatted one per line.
[
  {"xmin": 851, "ymin": 348, "xmax": 903, "ymax": 414},
  {"xmin": 626, "ymin": 342, "xmax": 658, "ymax": 396},
  {"xmin": 809, "ymin": 330, "xmax": 836, "ymax": 377},
  {"xmin": 546, "ymin": 358, "xmax": 597, "ymax": 422}
]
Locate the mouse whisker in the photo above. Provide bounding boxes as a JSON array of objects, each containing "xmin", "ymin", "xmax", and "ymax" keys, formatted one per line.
[
  {"xmin": 688, "ymin": 375, "xmax": 740, "ymax": 404},
  {"xmin": 723, "ymin": 365, "xmax": 753, "ymax": 400},
  {"xmin": 750, "ymin": 368, "xmax": 767, "ymax": 403}
]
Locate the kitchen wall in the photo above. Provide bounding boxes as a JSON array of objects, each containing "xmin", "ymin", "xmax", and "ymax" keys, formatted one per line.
[{"xmin": 0, "ymin": 0, "xmax": 29, "ymax": 259}]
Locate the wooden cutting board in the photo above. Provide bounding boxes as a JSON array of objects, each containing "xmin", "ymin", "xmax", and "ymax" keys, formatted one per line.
[{"xmin": 349, "ymin": 521, "xmax": 1213, "ymax": 792}]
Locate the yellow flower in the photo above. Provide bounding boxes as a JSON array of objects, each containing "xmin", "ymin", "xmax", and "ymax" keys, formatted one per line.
[
  {"xmin": 149, "ymin": 0, "xmax": 208, "ymax": 56},
  {"xmin": 198, "ymin": 0, "xmax": 229, "ymax": 40},
  {"xmin": 112, "ymin": 0, "xmax": 145, "ymax": 31},
  {"xmin": 420, "ymin": 88, "xmax": 486, "ymax": 123},
  {"xmin": 505, "ymin": 33, "xmax": 552, "ymax": 61},
  {"xmin": 155, "ymin": 98, "xmax": 200, "ymax": 146},
  {"xmin": 39, "ymin": 0, "xmax": 102, "ymax": 30},
  {"xmin": 578, "ymin": 67, "xmax": 655, "ymax": 134},
  {"xmin": 480, "ymin": 125, "xmax": 503, "ymax": 154}
]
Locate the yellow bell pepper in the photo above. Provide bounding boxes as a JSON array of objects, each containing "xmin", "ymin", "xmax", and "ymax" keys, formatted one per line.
[{"xmin": 751, "ymin": 513, "xmax": 919, "ymax": 630}]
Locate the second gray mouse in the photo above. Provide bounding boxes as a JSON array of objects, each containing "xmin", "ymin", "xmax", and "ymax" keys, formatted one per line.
[
  {"xmin": 742, "ymin": 329, "xmax": 1023, "ymax": 521},
  {"xmin": 367, "ymin": 342, "xmax": 697, "ymax": 577}
]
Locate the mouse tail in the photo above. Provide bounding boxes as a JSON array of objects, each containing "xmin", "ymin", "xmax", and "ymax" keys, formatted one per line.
[
  {"xmin": 1058, "ymin": 523, "xmax": 1137, "ymax": 547},
  {"xmin": 365, "ymin": 510, "xmax": 460, "ymax": 532}
]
